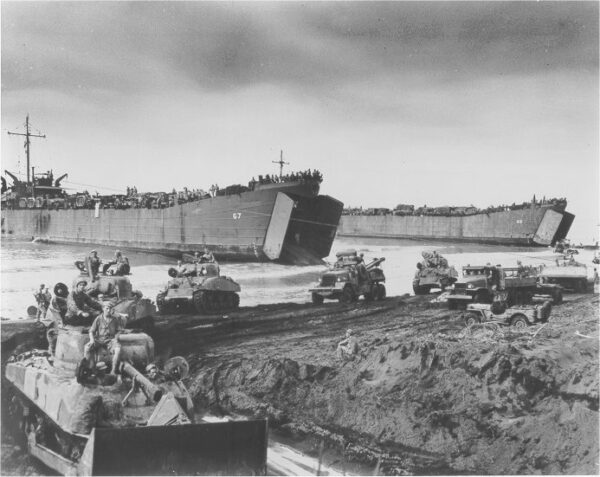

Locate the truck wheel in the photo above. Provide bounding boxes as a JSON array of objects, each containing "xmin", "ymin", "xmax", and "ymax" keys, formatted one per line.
[
  {"xmin": 363, "ymin": 289, "xmax": 373, "ymax": 302},
  {"xmin": 340, "ymin": 286, "xmax": 354, "ymax": 304},
  {"xmin": 510, "ymin": 314, "xmax": 529, "ymax": 329},
  {"xmin": 376, "ymin": 284, "xmax": 386, "ymax": 300},
  {"xmin": 464, "ymin": 312, "xmax": 480, "ymax": 327},
  {"xmin": 312, "ymin": 293, "xmax": 324, "ymax": 305}
]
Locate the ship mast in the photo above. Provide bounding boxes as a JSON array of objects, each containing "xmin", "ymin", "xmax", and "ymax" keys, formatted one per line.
[
  {"xmin": 272, "ymin": 150, "xmax": 289, "ymax": 180},
  {"xmin": 7, "ymin": 115, "xmax": 46, "ymax": 184}
]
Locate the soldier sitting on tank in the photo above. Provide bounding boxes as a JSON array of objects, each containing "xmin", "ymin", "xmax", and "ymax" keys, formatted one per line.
[
  {"xmin": 84, "ymin": 301, "xmax": 124, "ymax": 376},
  {"xmin": 102, "ymin": 250, "xmax": 130, "ymax": 275},
  {"xmin": 34, "ymin": 283, "xmax": 52, "ymax": 321},
  {"xmin": 89, "ymin": 250, "xmax": 102, "ymax": 277},
  {"xmin": 176, "ymin": 260, "xmax": 191, "ymax": 277},
  {"xmin": 64, "ymin": 279, "xmax": 103, "ymax": 326},
  {"xmin": 201, "ymin": 247, "xmax": 215, "ymax": 263}
]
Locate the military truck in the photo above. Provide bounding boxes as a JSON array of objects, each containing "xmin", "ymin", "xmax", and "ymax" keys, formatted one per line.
[
  {"xmin": 309, "ymin": 250, "xmax": 386, "ymax": 304},
  {"xmin": 447, "ymin": 264, "xmax": 563, "ymax": 310},
  {"xmin": 462, "ymin": 301, "xmax": 552, "ymax": 329},
  {"xmin": 412, "ymin": 251, "xmax": 458, "ymax": 295},
  {"xmin": 4, "ymin": 327, "xmax": 268, "ymax": 475},
  {"xmin": 538, "ymin": 258, "xmax": 591, "ymax": 293},
  {"xmin": 156, "ymin": 262, "xmax": 241, "ymax": 314}
]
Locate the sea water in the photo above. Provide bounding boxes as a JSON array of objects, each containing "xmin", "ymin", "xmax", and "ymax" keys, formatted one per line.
[{"xmin": 1, "ymin": 236, "xmax": 596, "ymax": 319}]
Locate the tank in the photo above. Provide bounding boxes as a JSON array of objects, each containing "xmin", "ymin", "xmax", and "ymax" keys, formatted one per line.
[
  {"xmin": 4, "ymin": 327, "xmax": 268, "ymax": 475},
  {"xmin": 412, "ymin": 251, "xmax": 458, "ymax": 295},
  {"xmin": 156, "ymin": 263, "xmax": 241, "ymax": 314}
]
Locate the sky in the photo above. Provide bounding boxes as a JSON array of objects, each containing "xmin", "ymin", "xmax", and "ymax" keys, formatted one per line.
[{"xmin": 1, "ymin": 1, "xmax": 598, "ymax": 242}]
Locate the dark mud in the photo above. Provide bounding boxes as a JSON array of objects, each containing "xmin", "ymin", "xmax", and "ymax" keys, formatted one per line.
[{"xmin": 2, "ymin": 294, "xmax": 598, "ymax": 475}]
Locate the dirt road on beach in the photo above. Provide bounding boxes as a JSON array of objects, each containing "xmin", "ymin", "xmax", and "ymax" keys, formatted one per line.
[{"xmin": 2, "ymin": 292, "xmax": 598, "ymax": 475}]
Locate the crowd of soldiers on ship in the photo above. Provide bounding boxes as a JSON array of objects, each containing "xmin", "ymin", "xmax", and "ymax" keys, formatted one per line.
[
  {"xmin": 248, "ymin": 169, "xmax": 323, "ymax": 188},
  {"xmin": 342, "ymin": 196, "xmax": 568, "ymax": 217},
  {"xmin": 1, "ymin": 169, "xmax": 323, "ymax": 211}
]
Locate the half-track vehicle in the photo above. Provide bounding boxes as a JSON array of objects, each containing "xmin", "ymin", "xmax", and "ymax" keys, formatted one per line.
[
  {"xmin": 156, "ymin": 262, "xmax": 241, "ymax": 314},
  {"xmin": 447, "ymin": 264, "xmax": 563, "ymax": 310},
  {"xmin": 538, "ymin": 258, "xmax": 591, "ymax": 293},
  {"xmin": 309, "ymin": 250, "xmax": 386, "ymax": 304},
  {"xmin": 462, "ymin": 300, "xmax": 552, "ymax": 329},
  {"xmin": 412, "ymin": 251, "xmax": 458, "ymax": 295},
  {"xmin": 4, "ymin": 327, "xmax": 268, "ymax": 475}
]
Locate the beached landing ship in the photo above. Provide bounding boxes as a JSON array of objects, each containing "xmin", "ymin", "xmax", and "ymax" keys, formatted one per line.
[
  {"xmin": 339, "ymin": 199, "xmax": 574, "ymax": 246},
  {"xmin": 1, "ymin": 118, "xmax": 343, "ymax": 265},
  {"xmin": 4, "ymin": 327, "xmax": 268, "ymax": 475}
]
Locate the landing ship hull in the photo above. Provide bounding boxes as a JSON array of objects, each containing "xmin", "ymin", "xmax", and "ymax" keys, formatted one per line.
[
  {"xmin": 1, "ymin": 183, "xmax": 344, "ymax": 265},
  {"xmin": 338, "ymin": 205, "xmax": 574, "ymax": 246}
]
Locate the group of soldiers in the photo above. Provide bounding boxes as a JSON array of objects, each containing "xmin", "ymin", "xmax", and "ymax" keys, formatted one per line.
[
  {"xmin": 248, "ymin": 169, "xmax": 323, "ymax": 189},
  {"xmin": 77, "ymin": 249, "xmax": 130, "ymax": 278},
  {"xmin": 34, "ymin": 248, "xmax": 134, "ymax": 378},
  {"xmin": 175, "ymin": 248, "xmax": 218, "ymax": 277}
]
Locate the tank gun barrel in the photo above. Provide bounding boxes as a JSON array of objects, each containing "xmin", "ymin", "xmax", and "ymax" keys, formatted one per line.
[
  {"xmin": 120, "ymin": 362, "xmax": 163, "ymax": 403},
  {"xmin": 365, "ymin": 257, "xmax": 385, "ymax": 270}
]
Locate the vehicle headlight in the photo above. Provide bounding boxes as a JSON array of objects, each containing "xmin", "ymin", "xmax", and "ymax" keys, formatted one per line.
[
  {"xmin": 467, "ymin": 284, "xmax": 474, "ymax": 289},
  {"xmin": 337, "ymin": 276, "xmax": 346, "ymax": 282}
]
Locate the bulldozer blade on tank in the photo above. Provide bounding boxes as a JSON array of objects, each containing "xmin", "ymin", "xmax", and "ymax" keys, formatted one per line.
[{"xmin": 30, "ymin": 419, "xmax": 269, "ymax": 476}]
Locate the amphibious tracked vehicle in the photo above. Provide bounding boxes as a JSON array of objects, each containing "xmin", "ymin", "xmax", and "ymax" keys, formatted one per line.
[{"xmin": 4, "ymin": 326, "xmax": 268, "ymax": 475}]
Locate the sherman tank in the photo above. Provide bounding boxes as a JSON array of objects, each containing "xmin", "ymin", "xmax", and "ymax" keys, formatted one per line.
[
  {"xmin": 4, "ymin": 326, "xmax": 268, "ymax": 475},
  {"xmin": 156, "ymin": 262, "xmax": 241, "ymax": 314},
  {"xmin": 412, "ymin": 251, "xmax": 458, "ymax": 295}
]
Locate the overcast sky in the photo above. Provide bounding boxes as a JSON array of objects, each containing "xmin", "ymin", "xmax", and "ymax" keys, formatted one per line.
[{"xmin": 2, "ymin": 1, "xmax": 598, "ymax": 242}]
